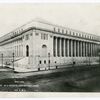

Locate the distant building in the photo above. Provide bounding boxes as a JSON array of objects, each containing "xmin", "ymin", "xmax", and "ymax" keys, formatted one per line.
[{"xmin": 0, "ymin": 18, "xmax": 100, "ymax": 72}]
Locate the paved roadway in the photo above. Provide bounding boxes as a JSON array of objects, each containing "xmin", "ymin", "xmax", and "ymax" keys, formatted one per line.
[{"xmin": 0, "ymin": 64, "xmax": 100, "ymax": 92}]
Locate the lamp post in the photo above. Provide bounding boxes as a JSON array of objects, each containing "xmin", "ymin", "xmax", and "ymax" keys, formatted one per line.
[
  {"xmin": 12, "ymin": 52, "xmax": 14, "ymax": 70},
  {"xmin": 1, "ymin": 53, "xmax": 3, "ymax": 68},
  {"xmin": 37, "ymin": 55, "xmax": 40, "ymax": 71},
  {"xmin": 89, "ymin": 53, "xmax": 90, "ymax": 66},
  {"xmin": 98, "ymin": 52, "xmax": 100, "ymax": 66},
  {"xmin": 48, "ymin": 53, "xmax": 50, "ymax": 70},
  {"xmin": 88, "ymin": 53, "xmax": 91, "ymax": 66}
]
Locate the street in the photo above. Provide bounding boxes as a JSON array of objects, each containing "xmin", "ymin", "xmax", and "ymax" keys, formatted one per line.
[{"xmin": 0, "ymin": 64, "xmax": 100, "ymax": 92}]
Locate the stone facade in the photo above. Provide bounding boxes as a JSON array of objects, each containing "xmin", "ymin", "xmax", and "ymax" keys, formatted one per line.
[{"xmin": 0, "ymin": 19, "xmax": 100, "ymax": 72}]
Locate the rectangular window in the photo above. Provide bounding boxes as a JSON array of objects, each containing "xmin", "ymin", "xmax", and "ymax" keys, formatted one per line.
[
  {"xmin": 46, "ymin": 34, "xmax": 48, "ymax": 40},
  {"xmin": 30, "ymin": 33, "xmax": 33, "ymax": 36},
  {"xmin": 70, "ymin": 31, "xmax": 71, "ymax": 35},
  {"xmin": 73, "ymin": 32, "xmax": 75, "ymax": 36},
  {"xmin": 43, "ymin": 34, "xmax": 46, "ymax": 40},
  {"xmin": 53, "ymin": 37, "xmax": 56, "ymax": 57},
  {"xmin": 66, "ymin": 30, "xmax": 68, "ymax": 34},
  {"xmin": 54, "ymin": 28, "xmax": 55, "ymax": 32},
  {"xmin": 35, "ymin": 33, "xmax": 39, "ymax": 36},
  {"xmin": 26, "ymin": 34, "xmax": 29, "ymax": 40},
  {"xmin": 41, "ymin": 33, "xmax": 43, "ymax": 39},
  {"xmin": 58, "ymin": 29, "xmax": 60, "ymax": 33},
  {"xmin": 62, "ymin": 29, "xmax": 64, "ymax": 33},
  {"xmin": 41, "ymin": 33, "xmax": 48, "ymax": 40}
]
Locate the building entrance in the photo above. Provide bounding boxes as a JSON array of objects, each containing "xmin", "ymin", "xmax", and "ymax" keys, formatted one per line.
[
  {"xmin": 42, "ymin": 45, "xmax": 47, "ymax": 57},
  {"xmin": 26, "ymin": 45, "xmax": 29, "ymax": 57}
]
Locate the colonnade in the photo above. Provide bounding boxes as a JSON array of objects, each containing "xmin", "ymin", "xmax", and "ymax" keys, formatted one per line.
[{"xmin": 53, "ymin": 36, "xmax": 98, "ymax": 57}]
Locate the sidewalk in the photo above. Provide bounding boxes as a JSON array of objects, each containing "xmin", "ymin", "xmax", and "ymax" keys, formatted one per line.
[
  {"xmin": 0, "ymin": 64, "xmax": 99, "ymax": 80},
  {"xmin": 0, "ymin": 67, "xmax": 13, "ymax": 72}
]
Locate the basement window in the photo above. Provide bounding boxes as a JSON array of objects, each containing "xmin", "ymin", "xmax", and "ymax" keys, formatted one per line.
[
  {"xmin": 44, "ymin": 60, "xmax": 46, "ymax": 64},
  {"xmin": 39, "ymin": 60, "xmax": 41, "ymax": 64}
]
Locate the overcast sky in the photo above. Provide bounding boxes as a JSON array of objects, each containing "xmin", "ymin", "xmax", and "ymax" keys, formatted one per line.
[{"xmin": 0, "ymin": 3, "xmax": 100, "ymax": 37}]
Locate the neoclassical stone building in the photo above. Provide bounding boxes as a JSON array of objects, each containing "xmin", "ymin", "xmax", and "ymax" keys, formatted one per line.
[{"xmin": 0, "ymin": 19, "xmax": 100, "ymax": 72}]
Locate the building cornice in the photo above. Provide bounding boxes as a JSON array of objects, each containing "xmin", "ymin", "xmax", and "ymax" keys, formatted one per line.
[{"xmin": 0, "ymin": 26, "xmax": 100, "ymax": 45}]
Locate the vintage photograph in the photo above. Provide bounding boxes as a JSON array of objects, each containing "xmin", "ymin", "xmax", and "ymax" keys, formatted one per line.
[{"xmin": 0, "ymin": 3, "xmax": 99, "ymax": 92}]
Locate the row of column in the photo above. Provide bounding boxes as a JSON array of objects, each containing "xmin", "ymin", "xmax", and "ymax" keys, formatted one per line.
[
  {"xmin": 14, "ymin": 45, "xmax": 23, "ymax": 57},
  {"xmin": 53, "ymin": 36, "xmax": 98, "ymax": 57},
  {"xmin": 3, "ymin": 44, "xmax": 23, "ymax": 57}
]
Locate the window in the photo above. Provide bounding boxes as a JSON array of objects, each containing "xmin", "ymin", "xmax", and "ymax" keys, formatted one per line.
[
  {"xmin": 66, "ymin": 30, "xmax": 68, "ymax": 34},
  {"xmin": 48, "ymin": 60, "xmax": 50, "ymax": 64},
  {"xmin": 50, "ymin": 35, "xmax": 52, "ymax": 38},
  {"xmin": 35, "ymin": 33, "xmax": 39, "ymax": 36},
  {"xmin": 46, "ymin": 34, "xmax": 48, "ymax": 39},
  {"xmin": 15, "ymin": 32, "xmax": 16, "ymax": 35},
  {"xmin": 62, "ymin": 29, "xmax": 64, "ymax": 33},
  {"xmin": 70, "ymin": 31, "xmax": 71, "ymax": 35},
  {"xmin": 42, "ymin": 45, "xmax": 47, "ymax": 57},
  {"xmin": 41, "ymin": 33, "xmax": 43, "ymax": 39},
  {"xmin": 44, "ymin": 34, "xmax": 46, "ymax": 39},
  {"xmin": 44, "ymin": 60, "xmax": 46, "ymax": 64},
  {"xmin": 54, "ymin": 28, "xmax": 56, "ymax": 32},
  {"xmin": 21, "ymin": 29, "xmax": 23, "ymax": 32},
  {"xmin": 26, "ymin": 34, "xmax": 29, "ymax": 40},
  {"xmin": 58, "ymin": 28, "xmax": 60, "ymax": 33},
  {"xmin": 22, "ymin": 36, "xmax": 24, "ymax": 39},
  {"xmin": 73, "ymin": 32, "xmax": 75, "ymax": 36},
  {"xmin": 39, "ymin": 60, "xmax": 41, "ymax": 64},
  {"xmin": 74, "ymin": 33, "xmax": 76, "ymax": 36},
  {"xmin": 26, "ymin": 45, "xmax": 29, "ymax": 57},
  {"xmin": 41, "ymin": 33, "xmax": 48, "ymax": 40},
  {"xmin": 19, "ymin": 30, "xmax": 20, "ymax": 33},
  {"xmin": 30, "ymin": 33, "xmax": 33, "ymax": 36}
]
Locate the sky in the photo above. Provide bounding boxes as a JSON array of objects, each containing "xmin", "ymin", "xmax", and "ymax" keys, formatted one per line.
[{"xmin": 0, "ymin": 3, "xmax": 100, "ymax": 37}]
